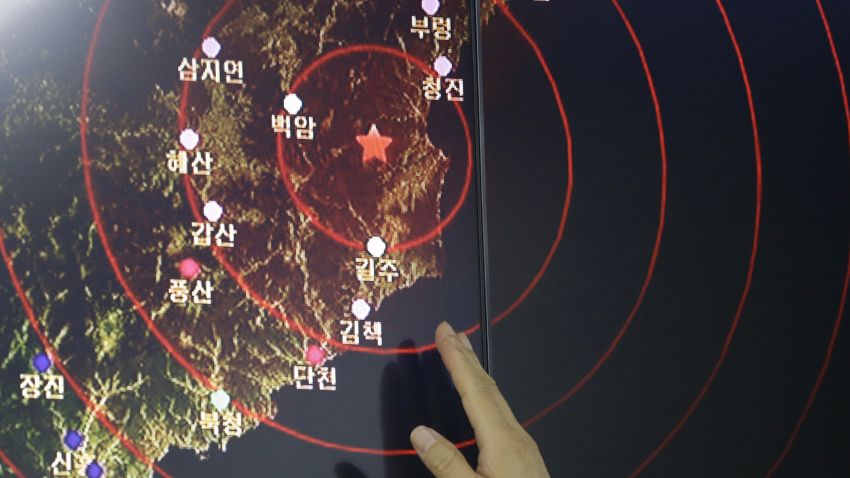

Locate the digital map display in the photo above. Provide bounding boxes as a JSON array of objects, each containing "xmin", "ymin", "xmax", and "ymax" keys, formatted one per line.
[{"xmin": 0, "ymin": 0, "xmax": 489, "ymax": 476}]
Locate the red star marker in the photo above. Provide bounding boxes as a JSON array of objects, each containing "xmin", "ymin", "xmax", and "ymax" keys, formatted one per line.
[{"xmin": 356, "ymin": 124, "xmax": 393, "ymax": 165}]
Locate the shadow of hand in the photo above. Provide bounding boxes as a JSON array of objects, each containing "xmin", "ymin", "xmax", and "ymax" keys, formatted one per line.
[{"xmin": 379, "ymin": 340, "xmax": 476, "ymax": 478}]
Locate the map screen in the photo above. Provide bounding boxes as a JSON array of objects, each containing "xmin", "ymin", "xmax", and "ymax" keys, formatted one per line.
[{"xmin": 0, "ymin": 0, "xmax": 487, "ymax": 476}]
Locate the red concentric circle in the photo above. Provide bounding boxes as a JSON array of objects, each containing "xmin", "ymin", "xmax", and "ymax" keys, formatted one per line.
[
  {"xmin": 76, "ymin": 0, "xmax": 655, "ymax": 458},
  {"xmin": 520, "ymin": 0, "xmax": 668, "ymax": 428},
  {"xmin": 628, "ymin": 0, "xmax": 764, "ymax": 474},
  {"xmin": 59, "ymin": 0, "xmax": 850, "ymax": 469},
  {"xmin": 80, "ymin": 0, "xmax": 577, "ymax": 455},
  {"xmin": 764, "ymin": 0, "xmax": 850, "ymax": 475},
  {"xmin": 174, "ymin": 0, "xmax": 568, "ymax": 355},
  {"xmin": 179, "ymin": 41, "xmax": 477, "ymax": 354},
  {"xmin": 79, "ymin": 0, "xmax": 527, "ymax": 455},
  {"xmin": 272, "ymin": 44, "xmax": 474, "ymax": 253}
]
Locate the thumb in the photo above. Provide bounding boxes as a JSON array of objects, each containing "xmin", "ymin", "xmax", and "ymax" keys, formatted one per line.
[{"xmin": 410, "ymin": 426, "xmax": 479, "ymax": 478}]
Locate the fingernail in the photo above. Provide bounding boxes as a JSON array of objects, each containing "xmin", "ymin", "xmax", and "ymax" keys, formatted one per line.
[
  {"xmin": 437, "ymin": 321, "xmax": 456, "ymax": 342},
  {"xmin": 458, "ymin": 333, "xmax": 474, "ymax": 351},
  {"xmin": 410, "ymin": 426, "xmax": 437, "ymax": 454}
]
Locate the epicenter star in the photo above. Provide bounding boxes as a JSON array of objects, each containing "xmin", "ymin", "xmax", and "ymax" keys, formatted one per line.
[{"xmin": 356, "ymin": 124, "xmax": 392, "ymax": 165}]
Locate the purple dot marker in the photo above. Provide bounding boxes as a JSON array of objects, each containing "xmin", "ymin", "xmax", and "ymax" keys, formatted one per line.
[
  {"xmin": 422, "ymin": 0, "xmax": 440, "ymax": 16},
  {"xmin": 434, "ymin": 56, "xmax": 453, "ymax": 77},
  {"xmin": 179, "ymin": 128, "xmax": 200, "ymax": 151},
  {"xmin": 64, "ymin": 430, "xmax": 83, "ymax": 451},
  {"xmin": 85, "ymin": 462, "xmax": 104, "ymax": 478},
  {"xmin": 202, "ymin": 37, "xmax": 221, "ymax": 59},
  {"xmin": 32, "ymin": 353, "xmax": 51, "ymax": 373}
]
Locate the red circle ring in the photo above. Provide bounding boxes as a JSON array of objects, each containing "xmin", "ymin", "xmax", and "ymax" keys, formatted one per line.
[
  {"xmin": 179, "ymin": 45, "xmax": 475, "ymax": 354},
  {"xmin": 81, "ymin": 0, "xmax": 561, "ymax": 455},
  {"xmin": 66, "ymin": 0, "xmax": 850, "ymax": 467},
  {"xmin": 80, "ymin": 0, "xmax": 582, "ymax": 458},
  {"xmin": 628, "ymin": 0, "xmax": 764, "ymax": 474},
  {"xmin": 175, "ymin": 4, "xmax": 517, "ymax": 355},
  {"xmin": 274, "ymin": 44, "xmax": 474, "ymax": 254}
]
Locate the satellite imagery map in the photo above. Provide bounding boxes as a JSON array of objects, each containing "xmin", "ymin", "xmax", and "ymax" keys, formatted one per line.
[
  {"xmin": 5, "ymin": 0, "xmax": 850, "ymax": 476},
  {"xmin": 0, "ymin": 0, "xmax": 490, "ymax": 476}
]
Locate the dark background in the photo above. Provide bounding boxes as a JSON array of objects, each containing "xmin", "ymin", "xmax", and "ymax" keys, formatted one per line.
[{"xmin": 483, "ymin": 0, "xmax": 850, "ymax": 477}]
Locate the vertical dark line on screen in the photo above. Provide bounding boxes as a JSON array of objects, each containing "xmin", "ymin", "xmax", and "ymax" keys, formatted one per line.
[{"xmin": 473, "ymin": 0, "xmax": 494, "ymax": 375}]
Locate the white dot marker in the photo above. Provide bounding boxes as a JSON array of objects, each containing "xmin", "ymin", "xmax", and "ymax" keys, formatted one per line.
[
  {"xmin": 210, "ymin": 390, "xmax": 230, "ymax": 411},
  {"xmin": 366, "ymin": 236, "xmax": 387, "ymax": 258},
  {"xmin": 283, "ymin": 93, "xmax": 303, "ymax": 115},
  {"xmin": 351, "ymin": 299, "xmax": 371, "ymax": 320},
  {"xmin": 202, "ymin": 37, "xmax": 221, "ymax": 59},
  {"xmin": 422, "ymin": 0, "xmax": 440, "ymax": 16},
  {"xmin": 434, "ymin": 56, "xmax": 453, "ymax": 77},
  {"xmin": 180, "ymin": 128, "xmax": 200, "ymax": 151},
  {"xmin": 203, "ymin": 201, "xmax": 223, "ymax": 222}
]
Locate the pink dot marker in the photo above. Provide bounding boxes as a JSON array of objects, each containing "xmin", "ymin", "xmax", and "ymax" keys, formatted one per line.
[
  {"xmin": 179, "ymin": 258, "xmax": 201, "ymax": 279},
  {"xmin": 306, "ymin": 344, "xmax": 325, "ymax": 366}
]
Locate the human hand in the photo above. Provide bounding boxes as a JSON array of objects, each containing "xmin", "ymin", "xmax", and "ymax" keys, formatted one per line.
[{"xmin": 409, "ymin": 322, "xmax": 550, "ymax": 478}]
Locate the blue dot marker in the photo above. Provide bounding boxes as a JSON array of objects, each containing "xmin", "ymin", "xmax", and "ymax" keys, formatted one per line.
[
  {"xmin": 85, "ymin": 462, "xmax": 104, "ymax": 478},
  {"xmin": 32, "ymin": 353, "xmax": 51, "ymax": 373},
  {"xmin": 63, "ymin": 430, "xmax": 83, "ymax": 450}
]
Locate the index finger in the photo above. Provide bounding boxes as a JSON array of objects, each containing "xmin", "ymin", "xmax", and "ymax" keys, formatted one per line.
[{"xmin": 435, "ymin": 322, "xmax": 520, "ymax": 443}]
